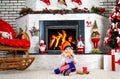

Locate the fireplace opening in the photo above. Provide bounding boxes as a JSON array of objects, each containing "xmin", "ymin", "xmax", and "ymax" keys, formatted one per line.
[
  {"xmin": 48, "ymin": 29, "xmax": 77, "ymax": 50},
  {"xmin": 43, "ymin": 20, "xmax": 83, "ymax": 54}
]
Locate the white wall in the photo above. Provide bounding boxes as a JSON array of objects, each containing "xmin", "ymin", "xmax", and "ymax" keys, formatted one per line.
[{"xmin": 26, "ymin": 0, "xmax": 103, "ymax": 11}]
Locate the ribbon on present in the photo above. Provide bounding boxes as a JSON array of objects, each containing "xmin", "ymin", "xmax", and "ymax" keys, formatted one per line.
[
  {"xmin": 115, "ymin": 59, "xmax": 120, "ymax": 65},
  {"xmin": 108, "ymin": 50, "xmax": 115, "ymax": 71},
  {"xmin": 111, "ymin": 55, "xmax": 115, "ymax": 71},
  {"xmin": 110, "ymin": 49, "xmax": 120, "ymax": 71}
]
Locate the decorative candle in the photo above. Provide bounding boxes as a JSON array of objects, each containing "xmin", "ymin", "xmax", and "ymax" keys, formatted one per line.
[{"xmin": 83, "ymin": 67, "xmax": 87, "ymax": 72}]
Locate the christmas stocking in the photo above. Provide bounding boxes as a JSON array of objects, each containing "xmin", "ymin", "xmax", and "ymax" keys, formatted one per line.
[
  {"xmin": 40, "ymin": 0, "xmax": 50, "ymax": 5},
  {"xmin": 58, "ymin": 0, "xmax": 67, "ymax": 6},
  {"xmin": 71, "ymin": 0, "xmax": 82, "ymax": 5}
]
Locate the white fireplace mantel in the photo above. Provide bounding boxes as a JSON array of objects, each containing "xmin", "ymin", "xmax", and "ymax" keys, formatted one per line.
[{"xmin": 16, "ymin": 13, "xmax": 109, "ymax": 53}]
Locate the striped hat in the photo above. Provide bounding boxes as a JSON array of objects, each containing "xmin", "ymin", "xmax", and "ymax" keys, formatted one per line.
[{"xmin": 61, "ymin": 41, "xmax": 71, "ymax": 52}]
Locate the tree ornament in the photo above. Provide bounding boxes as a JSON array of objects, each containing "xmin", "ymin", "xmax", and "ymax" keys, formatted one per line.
[
  {"xmin": 40, "ymin": 0, "xmax": 50, "ymax": 5},
  {"xmin": 104, "ymin": 37, "xmax": 109, "ymax": 45},
  {"xmin": 116, "ymin": 0, "xmax": 120, "ymax": 5},
  {"xmin": 114, "ymin": 6, "xmax": 120, "ymax": 12},
  {"xmin": 107, "ymin": 29, "xmax": 113, "ymax": 37},
  {"xmin": 71, "ymin": 0, "xmax": 82, "ymax": 5},
  {"xmin": 116, "ymin": 13, "xmax": 120, "ymax": 20}
]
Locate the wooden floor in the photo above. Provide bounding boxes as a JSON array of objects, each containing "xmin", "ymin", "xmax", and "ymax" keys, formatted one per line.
[{"xmin": 0, "ymin": 69, "xmax": 120, "ymax": 79}]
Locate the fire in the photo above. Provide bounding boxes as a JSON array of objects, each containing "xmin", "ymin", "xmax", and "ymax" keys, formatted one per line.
[{"xmin": 49, "ymin": 30, "xmax": 76, "ymax": 50}]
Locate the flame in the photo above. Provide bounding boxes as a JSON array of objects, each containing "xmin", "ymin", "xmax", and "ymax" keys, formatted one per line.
[
  {"xmin": 49, "ymin": 30, "xmax": 76, "ymax": 50},
  {"xmin": 49, "ymin": 35, "xmax": 56, "ymax": 48}
]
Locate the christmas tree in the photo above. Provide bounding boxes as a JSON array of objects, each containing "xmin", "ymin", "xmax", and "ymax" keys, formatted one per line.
[{"xmin": 104, "ymin": 0, "xmax": 120, "ymax": 51}]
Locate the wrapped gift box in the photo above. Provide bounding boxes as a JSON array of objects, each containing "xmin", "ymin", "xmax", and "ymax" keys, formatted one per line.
[{"xmin": 104, "ymin": 50, "xmax": 120, "ymax": 71}]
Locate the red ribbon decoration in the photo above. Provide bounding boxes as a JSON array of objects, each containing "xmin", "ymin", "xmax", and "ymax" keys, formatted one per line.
[
  {"xmin": 40, "ymin": 0, "xmax": 50, "ymax": 5},
  {"xmin": 71, "ymin": 0, "xmax": 82, "ymax": 5},
  {"xmin": 111, "ymin": 55, "xmax": 115, "ymax": 71},
  {"xmin": 58, "ymin": 0, "xmax": 67, "ymax": 6}
]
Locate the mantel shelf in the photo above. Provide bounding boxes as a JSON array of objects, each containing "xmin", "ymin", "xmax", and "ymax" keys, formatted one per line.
[{"xmin": 17, "ymin": 13, "xmax": 107, "ymax": 19}]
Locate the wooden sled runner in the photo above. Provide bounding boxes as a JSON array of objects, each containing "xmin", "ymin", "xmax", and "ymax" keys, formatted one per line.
[{"xmin": 0, "ymin": 32, "xmax": 34, "ymax": 70}]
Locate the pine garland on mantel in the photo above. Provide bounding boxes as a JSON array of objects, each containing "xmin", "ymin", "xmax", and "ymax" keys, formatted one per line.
[{"xmin": 19, "ymin": 7, "xmax": 105, "ymax": 16}]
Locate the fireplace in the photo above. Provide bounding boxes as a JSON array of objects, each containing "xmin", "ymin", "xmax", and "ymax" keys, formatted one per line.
[
  {"xmin": 40, "ymin": 20, "xmax": 84, "ymax": 54},
  {"xmin": 16, "ymin": 14, "xmax": 109, "ymax": 54}
]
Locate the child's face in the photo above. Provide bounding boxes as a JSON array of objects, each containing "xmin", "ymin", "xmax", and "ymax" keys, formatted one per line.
[{"xmin": 64, "ymin": 47, "xmax": 73, "ymax": 57}]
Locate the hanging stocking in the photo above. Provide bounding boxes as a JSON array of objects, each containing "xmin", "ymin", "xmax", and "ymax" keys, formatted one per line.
[
  {"xmin": 40, "ymin": 0, "xmax": 50, "ymax": 5},
  {"xmin": 71, "ymin": 0, "xmax": 82, "ymax": 5},
  {"xmin": 58, "ymin": 0, "xmax": 67, "ymax": 6}
]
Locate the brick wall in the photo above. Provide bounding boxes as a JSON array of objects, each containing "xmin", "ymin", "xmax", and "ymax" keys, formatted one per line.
[
  {"xmin": 100, "ymin": 0, "xmax": 116, "ymax": 17},
  {"xmin": 0, "ymin": 0, "xmax": 25, "ymax": 31},
  {"xmin": 0, "ymin": 0, "xmax": 116, "ymax": 31}
]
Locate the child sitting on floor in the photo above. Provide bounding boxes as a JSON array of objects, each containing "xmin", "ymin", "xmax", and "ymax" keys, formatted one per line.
[{"xmin": 54, "ymin": 41, "xmax": 77, "ymax": 76}]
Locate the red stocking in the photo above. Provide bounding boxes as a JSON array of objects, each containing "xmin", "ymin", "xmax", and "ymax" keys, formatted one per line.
[
  {"xmin": 40, "ymin": 0, "xmax": 50, "ymax": 5},
  {"xmin": 71, "ymin": 0, "xmax": 82, "ymax": 5},
  {"xmin": 58, "ymin": 0, "xmax": 67, "ymax": 6}
]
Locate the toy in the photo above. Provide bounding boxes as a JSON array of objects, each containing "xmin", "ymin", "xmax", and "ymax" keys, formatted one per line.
[
  {"xmin": 91, "ymin": 20, "xmax": 100, "ymax": 49},
  {"xmin": 0, "ymin": 19, "xmax": 16, "ymax": 38},
  {"xmin": 54, "ymin": 41, "xmax": 77, "ymax": 76},
  {"xmin": 0, "ymin": 31, "xmax": 12, "ymax": 39},
  {"xmin": 39, "ymin": 40, "xmax": 46, "ymax": 54},
  {"xmin": 54, "ymin": 62, "xmax": 76, "ymax": 76},
  {"xmin": 76, "ymin": 67, "xmax": 89, "ymax": 75},
  {"xmin": 77, "ymin": 35, "xmax": 84, "ymax": 54}
]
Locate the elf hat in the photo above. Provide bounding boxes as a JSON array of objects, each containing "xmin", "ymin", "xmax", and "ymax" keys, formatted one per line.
[{"xmin": 61, "ymin": 41, "xmax": 72, "ymax": 52}]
